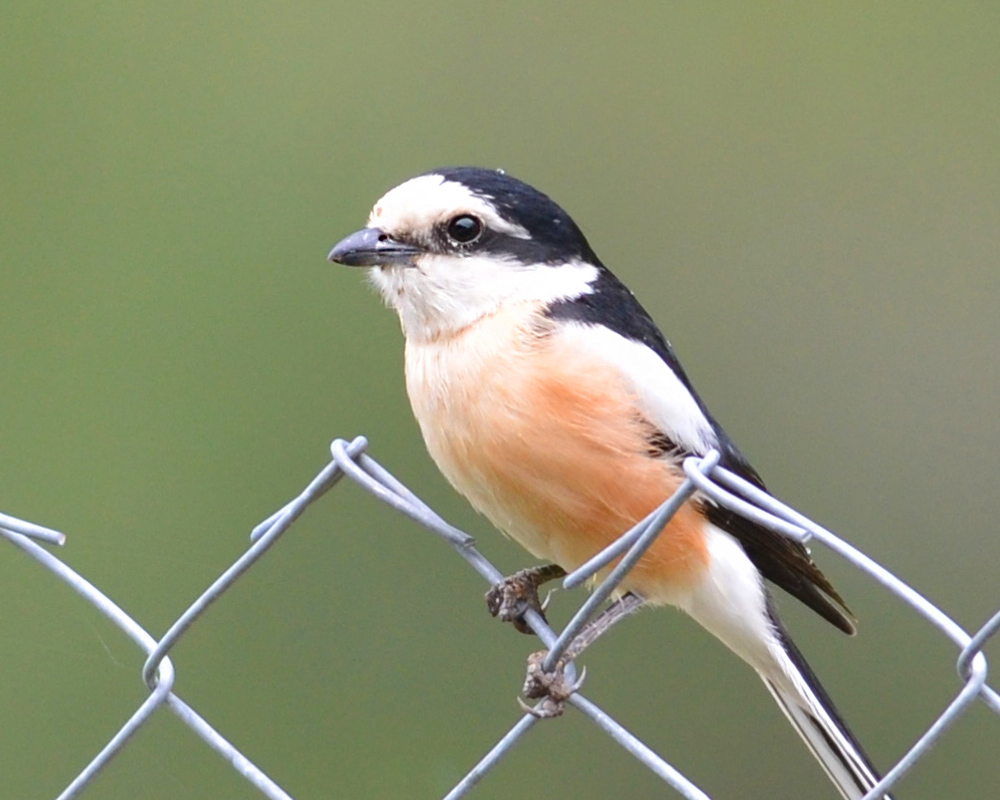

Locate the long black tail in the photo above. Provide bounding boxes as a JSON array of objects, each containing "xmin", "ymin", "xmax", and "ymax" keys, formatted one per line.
[{"xmin": 764, "ymin": 613, "xmax": 892, "ymax": 799}]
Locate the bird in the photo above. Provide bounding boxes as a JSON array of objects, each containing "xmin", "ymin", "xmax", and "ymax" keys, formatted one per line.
[{"xmin": 328, "ymin": 166, "xmax": 889, "ymax": 799}]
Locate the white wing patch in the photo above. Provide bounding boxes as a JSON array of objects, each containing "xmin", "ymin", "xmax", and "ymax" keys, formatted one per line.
[{"xmin": 553, "ymin": 321, "xmax": 718, "ymax": 456}]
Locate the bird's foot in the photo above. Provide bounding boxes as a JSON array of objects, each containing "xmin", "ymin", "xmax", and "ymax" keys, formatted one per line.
[
  {"xmin": 517, "ymin": 651, "xmax": 586, "ymax": 718},
  {"xmin": 486, "ymin": 564, "xmax": 567, "ymax": 634},
  {"xmin": 514, "ymin": 592, "xmax": 643, "ymax": 717}
]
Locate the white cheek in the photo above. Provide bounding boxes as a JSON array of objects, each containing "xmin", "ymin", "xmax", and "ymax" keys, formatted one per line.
[{"xmin": 371, "ymin": 256, "xmax": 599, "ymax": 342}]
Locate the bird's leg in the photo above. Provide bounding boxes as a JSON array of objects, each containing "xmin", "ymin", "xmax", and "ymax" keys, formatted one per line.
[
  {"xmin": 561, "ymin": 591, "xmax": 646, "ymax": 662},
  {"xmin": 486, "ymin": 564, "xmax": 567, "ymax": 634},
  {"xmin": 521, "ymin": 591, "xmax": 645, "ymax": 718}
]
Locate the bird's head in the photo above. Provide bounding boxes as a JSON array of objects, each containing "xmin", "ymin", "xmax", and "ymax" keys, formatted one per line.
[{"xmin": 329, "ymin": 167, "xmax": 602, "ymax": 341}]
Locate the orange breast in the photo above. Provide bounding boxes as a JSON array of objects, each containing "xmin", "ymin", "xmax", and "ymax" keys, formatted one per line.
[{"xmin": 405, "ymin": 303, "xmax": 709, "ymax": 603}]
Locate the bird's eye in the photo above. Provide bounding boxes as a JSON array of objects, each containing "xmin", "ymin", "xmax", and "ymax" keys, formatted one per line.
[{"xmin": 446, "ymin": 214, "xmax": 483, "ymax": 245}]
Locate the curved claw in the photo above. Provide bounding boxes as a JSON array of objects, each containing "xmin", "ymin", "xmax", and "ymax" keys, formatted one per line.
[
  {"xmin": 519, "ymin": 652, "xmax": 586, "ymax": 718},
  {"xmin": 517, "ymin": 694, "xmax": 565, "ymax": 719}
]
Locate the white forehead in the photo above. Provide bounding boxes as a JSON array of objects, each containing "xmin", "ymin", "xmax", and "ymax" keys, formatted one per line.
[{"xmin": 368, "ymin": 173, "xmax": 530, "ymax": 239}]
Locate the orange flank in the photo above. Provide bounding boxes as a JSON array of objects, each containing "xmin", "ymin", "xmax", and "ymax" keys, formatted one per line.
[{"xmin": 405, "ymin": 301, "xmax": 709, "ymax": 603}]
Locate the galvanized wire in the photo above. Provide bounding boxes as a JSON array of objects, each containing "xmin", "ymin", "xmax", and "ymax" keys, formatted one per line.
[{"xmin": 2, "ymin": 435, "xmax": 998, "ymax": 799}]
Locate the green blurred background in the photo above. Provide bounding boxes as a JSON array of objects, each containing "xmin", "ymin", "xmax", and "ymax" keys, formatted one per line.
[{"xmin": 2, "ymin": 2, "xmax": 998, "ymax": 798}]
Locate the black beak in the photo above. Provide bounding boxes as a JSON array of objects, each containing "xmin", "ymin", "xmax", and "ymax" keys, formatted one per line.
[{"xmin": 327, "ymin": 227, "xmax": 422, "ymax": 267}]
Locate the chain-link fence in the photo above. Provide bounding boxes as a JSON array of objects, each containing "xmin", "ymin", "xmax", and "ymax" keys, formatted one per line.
[{"xmin": 3, "ymin": 435, "xmax": 998, "ymax": 800}]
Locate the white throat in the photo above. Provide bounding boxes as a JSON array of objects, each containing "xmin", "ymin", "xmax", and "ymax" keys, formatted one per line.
[{"xmin": 369, "ymin": 256, "xmax": 600, "ymax": 342}]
